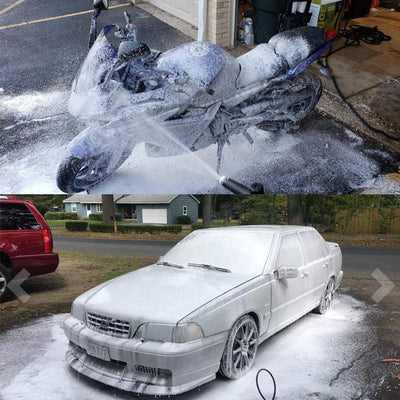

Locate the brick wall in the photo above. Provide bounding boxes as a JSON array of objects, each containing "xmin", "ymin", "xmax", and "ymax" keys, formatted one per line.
[{"xmin": 206, "ymin": 0, "xmax": 233, "ymax": 47}]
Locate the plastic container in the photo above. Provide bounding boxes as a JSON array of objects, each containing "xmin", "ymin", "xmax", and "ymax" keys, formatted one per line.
[{"xmin": 252, "ymin": 0, "xmax": 291, "ymax": 43}]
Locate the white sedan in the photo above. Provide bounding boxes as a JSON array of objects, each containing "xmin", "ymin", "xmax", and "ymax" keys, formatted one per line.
[{"xmin": 63, "ymin": 225, "xmax": 343, "ymax": 395}]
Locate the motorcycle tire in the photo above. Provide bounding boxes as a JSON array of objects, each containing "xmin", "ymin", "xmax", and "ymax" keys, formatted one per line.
[
  {"xmin": 56, "ymin": 149, "xmax": 131, "ymax": 193},
  {"xmin": 256, "ymin": 71, "xmax": 322, "ymax": 133}
]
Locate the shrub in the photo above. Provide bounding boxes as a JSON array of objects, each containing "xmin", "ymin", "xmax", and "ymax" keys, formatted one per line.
[
  {"xmin": 118, "ymin": 225, "xmax": 182, "ymax": 234},
  {"xmin": 45, "ymin": 212, "xmax": 78, "ymax": 220},
  {"xmin": 191, "ymin": 223, "xmax": 203, "ymax": 231},
  {"xmin": 238, "ymin": 211, "xmax": 270, "ymax": 225},
  {"xmin": 89, "ymin": 223, "xmax": 115, "ymax": 233},
  {"xmin": 89, "ymin": 213, "xmax": 102, "ymax": 221},
  {"xmin": 176, "ymin": 214, "xmax": 192, "ymax": 224},
  {"xmin": 65, "ymin": 221, "xmax": 88, "ymax": 231},
  {"xmin": 89, "ymin": 213, "xmax": 122, "ymax": 222}
]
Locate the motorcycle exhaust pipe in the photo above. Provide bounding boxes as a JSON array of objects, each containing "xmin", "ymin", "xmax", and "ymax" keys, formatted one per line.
[{"xmin": 219, "ymin": 176, "xmax": 264, "ymax": 194}]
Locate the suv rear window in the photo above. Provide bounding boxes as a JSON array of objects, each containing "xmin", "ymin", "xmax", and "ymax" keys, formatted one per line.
[{"xmin": 0, "ymin": 203, "xmax": 40, "ymax": 230}]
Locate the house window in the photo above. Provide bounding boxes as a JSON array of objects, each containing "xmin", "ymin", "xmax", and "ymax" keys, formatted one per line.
[
  {"xmin": 183, "ymin": 206, "xmax": 188, "ymax": 216},
  {"xmin": 96, "ymin": 204, "xmax": 102, "ymax": 212},
  {"xmin": 87, "ymin": 204, "xmax": 91, "ymax": 211},
  {"xmin": 71, "ymin": 203, "xmax": 77, "ymax": 212}
]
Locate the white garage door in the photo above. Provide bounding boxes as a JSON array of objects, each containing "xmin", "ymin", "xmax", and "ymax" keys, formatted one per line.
[
  {"xmin": 142, "ymin": 208, "xmax": 168, "ymax": 224},
  {"xmin": 148, "ymin": 0, "xmax": 198, "ymax": 25}
]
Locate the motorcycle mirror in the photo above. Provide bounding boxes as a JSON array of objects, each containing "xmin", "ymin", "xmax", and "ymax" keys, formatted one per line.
[{"xmin": 94, "ymin": 0, "xmax": 109, "ymax": 10}]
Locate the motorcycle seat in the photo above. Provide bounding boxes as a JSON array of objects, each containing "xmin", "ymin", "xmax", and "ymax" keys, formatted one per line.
[
  {"xmin": 156, "ymin": 41, "xmax": 240, "ymax": 97},
  {"xmin": 237, "ymin": 26, "xmax": 326, "ymax": 88}
]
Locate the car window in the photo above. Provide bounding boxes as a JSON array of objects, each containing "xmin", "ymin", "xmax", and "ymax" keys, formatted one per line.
[
  {"xmin": 298, "ymin": 230, "xmax": 325, "ymax": 263},
  {"xmin": 0, "ymin": 203, "xmax": 40, "ymax": 230},
  {"xmin": 276, "ymin": 234, "xmax": 303, "ymax": 268}
]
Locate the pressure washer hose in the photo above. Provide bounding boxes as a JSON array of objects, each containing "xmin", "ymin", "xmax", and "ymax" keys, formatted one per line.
[{"xmin": 256, "ymin": 369, "xmax": 277, "ymax": 400}]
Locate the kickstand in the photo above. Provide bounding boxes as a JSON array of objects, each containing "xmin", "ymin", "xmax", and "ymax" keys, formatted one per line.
[{"xmin": 216, "ymin": 138, "xmax": 225, "ymax": 174}]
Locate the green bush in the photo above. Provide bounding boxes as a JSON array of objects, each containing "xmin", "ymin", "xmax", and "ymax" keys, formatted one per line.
[
  {"xmin": 89, "ymin": 213, "xmax": 122, "ymax": 222},
  {"xmin": 176, "ymin": 214, "xmax": 192, "ymax": 224},
  {"xmin": 89, "ymin": 223, "xmax": 115, "ymax": 233},
  {"xmin": 238, "ymin": 212, "xmax": 270, "ymax": 225},
  {"xmin": 45, "ymin": 212, "xmax": 78, "ymax": 220},
  {"xmin": 118, "ymin": 225, "xmax": 182, "ymax": 234},
  {"xmin": 65, "ymin": 221, "xmax": 88, "ymax": 231},
  {"xmin": 191, "ymin": 223, "xmax": 203, "ymax": 231},
  {"xmin": 89, "ymin": 213, "xmax": 102, "ymax": 221}
]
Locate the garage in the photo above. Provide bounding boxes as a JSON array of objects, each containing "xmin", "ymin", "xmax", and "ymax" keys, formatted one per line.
[
  {"xmin": 147, "ymin": 0, "xmax": 199, "ymax": 25},
  {"xmin": 142, "ymin": 208, "xmax": 168, "ymax": 224}
]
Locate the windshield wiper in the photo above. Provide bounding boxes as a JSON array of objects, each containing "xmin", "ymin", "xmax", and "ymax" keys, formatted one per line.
[
  {"xmin": 156, "ymin": 261, "xmax": 184, "ymax": 269},
  {"xmin": 188, "ymin": 263, "xmax": 231, "ymax": 273}
]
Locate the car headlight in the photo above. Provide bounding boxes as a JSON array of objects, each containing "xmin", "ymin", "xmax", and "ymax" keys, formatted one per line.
[
  {"xmin": 134, "ymin": 322, "xmax": 204, "ymax": 343},
  {"xmin": 71, "ymin": 301, "xmax": 86, "ymax": 322}
]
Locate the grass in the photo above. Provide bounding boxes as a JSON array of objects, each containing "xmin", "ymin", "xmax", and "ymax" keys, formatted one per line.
[{"xmin": 0, "ymin": 252, "xmax": 153, "ymax": 332}]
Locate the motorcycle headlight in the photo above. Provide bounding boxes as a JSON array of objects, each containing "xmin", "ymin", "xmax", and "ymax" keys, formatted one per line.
[
  {"xmin": 71, "ymin": 301, "xmax": 86, "ymax": 322},
  {"xmin": 134, "ymin": 322, "xmax": 204, "ymax": 343}
]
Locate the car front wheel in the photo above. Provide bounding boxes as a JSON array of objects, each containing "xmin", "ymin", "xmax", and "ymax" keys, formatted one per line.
[{"xmin": 219, "ymin": 315, "xmax": 259, "ymax": 379}]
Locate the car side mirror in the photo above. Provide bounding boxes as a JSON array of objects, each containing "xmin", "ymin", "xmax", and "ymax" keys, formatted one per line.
[
  {"xmin": 94, "ymin": 0, "xmax": 108, "ymax": 10},
  {"xmin": 277, "ymin": 266, "xmax": 298, "ymax": 280}
]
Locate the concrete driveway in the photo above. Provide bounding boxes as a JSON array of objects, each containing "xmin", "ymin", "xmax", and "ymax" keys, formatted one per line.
[
  {"xmin": 0, "ymin": 295, "xmax": 389, "ymax": 400},
  {"xmin": 0, "ymin": 1, "xmax": 398, "ymax": 193}
]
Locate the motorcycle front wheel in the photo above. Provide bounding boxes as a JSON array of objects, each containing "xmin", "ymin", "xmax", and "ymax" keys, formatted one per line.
[{"xmin": 56, "ymin": 150, "xmax": 131, "ymax": 193}]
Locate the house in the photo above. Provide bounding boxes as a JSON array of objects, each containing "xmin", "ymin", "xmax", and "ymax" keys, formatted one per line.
[{"xmin": 63, "ymin": 194, "xmax": 199, "ymax": 224}]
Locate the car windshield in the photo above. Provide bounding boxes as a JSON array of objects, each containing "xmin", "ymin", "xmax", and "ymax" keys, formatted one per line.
[{"xmin": 159, "ymin": 229, "xmax": 274, "ymax": 275}]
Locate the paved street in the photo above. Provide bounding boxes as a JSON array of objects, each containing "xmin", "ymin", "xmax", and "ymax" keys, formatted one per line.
[
  {"xmin": 54, "ymin": 236, "xmax": 400, "ymax": 281},
  {"xmin": 0, "ymin": 0, "xmax": 398, "ymax": 193}
]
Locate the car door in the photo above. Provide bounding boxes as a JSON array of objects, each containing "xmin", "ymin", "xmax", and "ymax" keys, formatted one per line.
[
  {"xmin": 268, "ymin": 232, "xmax": 308, "ymax": 335},
  {"xmin": 298, "ymin": 230, "xmax": 330, "ymax": 309}
]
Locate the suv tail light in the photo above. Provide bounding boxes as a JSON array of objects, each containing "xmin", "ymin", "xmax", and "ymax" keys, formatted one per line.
[{"xmin": 42, "ymin": 229, "xmax": 53, "ymax": 253}]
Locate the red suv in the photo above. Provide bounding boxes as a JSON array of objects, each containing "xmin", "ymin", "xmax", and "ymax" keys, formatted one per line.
[{"xmin": 0, "ymin": 197, "xmax": 59, "ymax": 301}]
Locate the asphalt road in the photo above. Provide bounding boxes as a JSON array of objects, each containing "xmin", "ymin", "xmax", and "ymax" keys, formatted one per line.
[{"xmin": 53, "ymin": 236, "xmax": 400, "ymax": 281}]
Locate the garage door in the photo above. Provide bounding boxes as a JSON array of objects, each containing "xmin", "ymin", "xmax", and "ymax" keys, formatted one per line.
[
  {"xmin": 148, "ymin": 0, "xmax": 198, "ymax": 25},
  {"xmin": 142, "ymin": 208, "xmax": 168, "ymax": 224}
]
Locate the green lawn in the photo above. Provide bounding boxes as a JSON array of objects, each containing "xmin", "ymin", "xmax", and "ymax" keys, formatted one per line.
[{"xmin": 47, "ymin": 219, "xmax": 104, "ymax": 227}]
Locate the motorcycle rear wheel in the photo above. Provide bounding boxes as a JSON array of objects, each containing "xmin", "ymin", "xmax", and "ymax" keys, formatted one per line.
[
  {"xmin": 56, "ymin": 150, "xmax": 131, "ymax": 193},
  {"xmin": 256, "ymin": 71, "xmax": 322, "ymax": 132}
]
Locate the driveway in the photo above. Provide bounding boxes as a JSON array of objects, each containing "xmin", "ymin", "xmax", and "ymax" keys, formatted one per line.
[
  {"xmin": 0, "ymin": 295, "xmax": 391, "ymax": 400},
  {"xmin": 0, "ymin": 1, "xmax": 398, "ymax": 193}
]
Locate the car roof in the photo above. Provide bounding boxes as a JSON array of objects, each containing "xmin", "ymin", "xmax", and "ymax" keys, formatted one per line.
[{"xmin": 199, "ymin": 225, "xmax": 315, "ymax": 234}]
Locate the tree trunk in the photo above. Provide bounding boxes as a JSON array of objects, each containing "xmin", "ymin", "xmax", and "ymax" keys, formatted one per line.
[
  {"xmin": 102, "ymin": 195, "xmax": 115, "ymax": 225},
  {"xmin": 287, "ymin": 195, "xmax": 305, "ymax": 225},
  {"xmin": 202, "ymin": 195, "xmax": 212, "ymax": 228}
]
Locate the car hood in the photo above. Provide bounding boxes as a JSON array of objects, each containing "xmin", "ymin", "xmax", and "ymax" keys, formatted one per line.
[{"xmin": 79, "ymin": 265, "xmax": 255, "ymax": 328}]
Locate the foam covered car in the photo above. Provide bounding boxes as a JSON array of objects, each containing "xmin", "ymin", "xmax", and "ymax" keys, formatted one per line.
[{"xmin": 63, "ymin": 225, "xmax": 343, "ymax": 395}]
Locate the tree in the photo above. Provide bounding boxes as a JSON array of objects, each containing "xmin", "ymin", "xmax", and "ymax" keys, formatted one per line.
[
  {"xmin": 102, "ymin": 195, "xmax": 115, "ymax": 225},
  {"xmin": 287, "ymin": 195, "xmax": 305, "ymax": 225},
  {"xmin": 202, "ymin": 195, "xmax": 212, "ymax": 228}
]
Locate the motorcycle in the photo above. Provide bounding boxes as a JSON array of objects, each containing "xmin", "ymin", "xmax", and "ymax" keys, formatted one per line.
[{"xmin": 56, "ymin": 0, "xmax": 334, "ymax": 193}]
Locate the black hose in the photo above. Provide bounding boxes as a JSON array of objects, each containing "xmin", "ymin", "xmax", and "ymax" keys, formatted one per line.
[
  {"xmin": 256, "ymin": 368, "xmax": 276, "ymax": 400},
  {"xmin": 320, "ymin": 24, "xmax": 399, "ymax": 142}
]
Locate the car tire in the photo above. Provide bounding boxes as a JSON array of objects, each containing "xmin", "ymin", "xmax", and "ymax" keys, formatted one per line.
[
  {"xmin": 219, "ymin": 315, "xmax": 259, "ymax": 379},
  {"xmin": 315, "ymin": 277, "xmax": 336, "ymax": 314},
  {"xmin": 0, "ymin": 263, "xmax": 12, "ymax": 303}
]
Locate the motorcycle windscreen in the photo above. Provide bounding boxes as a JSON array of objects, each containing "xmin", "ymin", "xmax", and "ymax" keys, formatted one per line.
[{"xmin": 68, "ymin": 25, "xmax": 118, "ymax": 118}]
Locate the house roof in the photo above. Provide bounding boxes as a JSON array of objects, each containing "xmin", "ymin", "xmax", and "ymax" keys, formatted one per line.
[{"xmin": 63, "ymin": 194, "xmax": 199, "ymax": 205}]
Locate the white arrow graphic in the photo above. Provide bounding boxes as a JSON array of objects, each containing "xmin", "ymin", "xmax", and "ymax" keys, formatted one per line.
[
  {"xmin": 371, "ymin": 268, "xmax": 395, "ymax": 303},
  {"xmin": 7, "ymin": 269, "xmax": 31, "ymax": 303}
]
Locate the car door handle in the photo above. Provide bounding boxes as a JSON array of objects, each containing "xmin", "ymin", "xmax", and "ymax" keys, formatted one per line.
[
  {"xmin": 322, "ymin": 263, "xmax": 328, "ymax": 268},
  {"xmin": 301, "ymin": 272, "xmax": 309, "ymax": 278}
]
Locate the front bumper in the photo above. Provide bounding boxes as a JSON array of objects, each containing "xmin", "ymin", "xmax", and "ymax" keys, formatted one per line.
[{"xmin": 63, "ymin": 316, "xmax": 227, "ymax": 395}]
